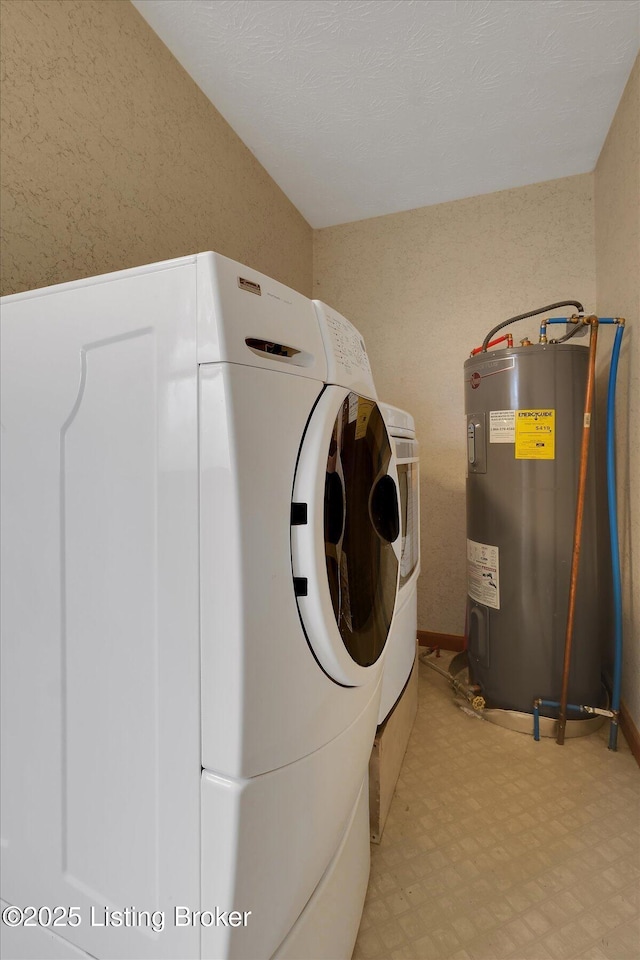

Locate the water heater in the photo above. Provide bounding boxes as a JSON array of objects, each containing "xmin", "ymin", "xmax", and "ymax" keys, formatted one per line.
[{"xmin": 463, "ymin": 343, "xmax": 601, "ymax": 715}]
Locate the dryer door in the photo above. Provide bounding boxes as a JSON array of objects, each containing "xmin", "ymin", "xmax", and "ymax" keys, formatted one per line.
[{"xmin": 291, "ymin": 386, "xmax": 401, "ymax": 686}]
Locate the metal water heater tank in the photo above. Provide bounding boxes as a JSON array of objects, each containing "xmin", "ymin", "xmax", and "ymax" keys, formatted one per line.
[{"xmin": 464, "ymin": 343, "xmax": 600, "ymax": 715}]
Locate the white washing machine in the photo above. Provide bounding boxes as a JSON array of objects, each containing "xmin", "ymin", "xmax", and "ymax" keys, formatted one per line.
[
  {"xmin": 377, "ymin": 403, "xmax": 421, "ymax": 724},
  {"xmin": 0, "ymin": 253, "xmax": 401, "ymax": 960}
]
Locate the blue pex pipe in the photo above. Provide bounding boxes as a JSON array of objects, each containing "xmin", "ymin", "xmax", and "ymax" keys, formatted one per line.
[
  {"xmin": 549, "ymin": 318, "xmax": 624, "ymax": 749},
  {"xmin": 545, "ymin": 318, "xmax": 620, "ymax": 323},
  {"xmin": 607, "ymin": 325, "xmax": 625, "ymax": 750},
  {"xmin": 533, "ymin": 700, "xmax": 583, "ymax": 741},
  {"xmin": 540, "ymin": 318, "xmax": 621, "ymax": 338}
]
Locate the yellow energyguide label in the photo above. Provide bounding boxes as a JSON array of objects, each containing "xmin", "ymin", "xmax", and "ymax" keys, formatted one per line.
[{"xmin": 515, "ymin": 409, "xmax": 555, "ymax": 460}]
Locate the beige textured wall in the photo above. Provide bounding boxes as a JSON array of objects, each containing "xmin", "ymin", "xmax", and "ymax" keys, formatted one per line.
[
  {"xmin": 314, "ymin": 175, "xmax": 596, "ymax": 635},
  {"xmin": 595, "ymin": 54, "xmax": 640, "ymax": 728},
  {"xmin": 0, "ymin": 0, "xmax": 312, "ymax": 297}
]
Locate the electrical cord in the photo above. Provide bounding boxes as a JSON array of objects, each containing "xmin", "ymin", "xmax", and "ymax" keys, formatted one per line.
[
  {"xmin": 481, "ymin": 300, "xmax": 584, "ymax": 352},
  {"xmin": 550, "ymin": 321, "xmax": 586, "ymax": 344}
]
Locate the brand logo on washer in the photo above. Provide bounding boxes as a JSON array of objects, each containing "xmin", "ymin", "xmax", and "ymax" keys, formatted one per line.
[
  {"xmin": 470, "ymin": 372, "xmax": 481, "ymax": 389},
  {"xmin": 238, "ymin": 277, "xmax": 261, "ymax": 296}
]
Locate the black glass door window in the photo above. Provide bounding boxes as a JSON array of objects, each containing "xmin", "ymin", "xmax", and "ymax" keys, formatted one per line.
[{"xmin": 324, "ymin": 393, "xmax": 399, "ymax": 667}]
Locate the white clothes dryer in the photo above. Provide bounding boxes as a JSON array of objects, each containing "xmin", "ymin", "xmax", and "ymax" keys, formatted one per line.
[
  {"xmin": 377, "ymin": 403, "xmax": 421, "ymax": 724},
  {"xmin": 0, "ymin": 254, "xmax": 401, "ymax": 960}
]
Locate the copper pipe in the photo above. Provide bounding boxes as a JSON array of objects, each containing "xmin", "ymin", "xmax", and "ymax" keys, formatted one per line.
[{"xmin": 557, "ymin": 317, "xmax": 599, "ymax": 745}]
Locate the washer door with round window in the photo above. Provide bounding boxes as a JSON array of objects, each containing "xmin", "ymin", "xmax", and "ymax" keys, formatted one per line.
[{"xmin": 291, "ymin": 386, "xmax": 401, "ymax": 687}]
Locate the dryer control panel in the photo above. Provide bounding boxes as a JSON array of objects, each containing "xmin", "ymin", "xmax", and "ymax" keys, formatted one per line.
[{"xmin": 313, "ymin": 301, "xmax": 376, "ymax": 398}]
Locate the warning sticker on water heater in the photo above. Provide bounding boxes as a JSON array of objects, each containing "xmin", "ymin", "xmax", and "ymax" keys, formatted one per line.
[
  {"xmin": 490, "ymin": 409, "xmax": 515, "ymax": 443},
  {"xmin": 467, "ymin": 539, "xmax": 500, "ymax": 609},
  {"xmin": 515, "ymin": 409, "xmax": 555, "ymax": 460}
]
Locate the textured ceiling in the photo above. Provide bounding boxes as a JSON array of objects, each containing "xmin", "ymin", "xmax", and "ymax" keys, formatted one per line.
[{"xmin": 132, "ymin": 0, "xmax": 640, "ymax": 228}]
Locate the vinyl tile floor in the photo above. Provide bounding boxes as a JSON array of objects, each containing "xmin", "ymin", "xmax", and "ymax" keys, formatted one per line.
[{"xmin": 353, "ymin": 653, "xmax": 640, "ymax": 960}]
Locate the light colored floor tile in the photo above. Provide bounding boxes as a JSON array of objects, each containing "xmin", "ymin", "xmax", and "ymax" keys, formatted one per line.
[
  {"xmin": 540, "ymin": 931, "xmax": 579, "ymax": 960},
  {"xmin": 388, "ymin": 947, "xmax": 418, "ymax": 960},
  {"xmin": 522, "ymin": 907, "xmax": 554, "ymax": 938},
  {"xmin": 602, "ymin": 918, "xmax": 640, "ymax": 957},
  {"xmin": 578, "ymin": 947, "xmax": 609, "ymax": 960},
  {"xmin": 397, "ymin": 909, "xmax": 428, "ymax": 941},
  {"xmin": 353, "ymin": 653, "xmax": 640, "ymax": 960},
  {"xmin": 410, "ymin": 933, "xmax": 443, "ymax": 960}
]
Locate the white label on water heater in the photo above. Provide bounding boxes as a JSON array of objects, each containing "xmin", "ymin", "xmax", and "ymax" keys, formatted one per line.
[
  {"xmin": 467, "ymin": 539, "xmax": 500, "ymax": 609},
  {"xmin": 490, "ymin": 409, "xmax": 515, "ymax": 443}
]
